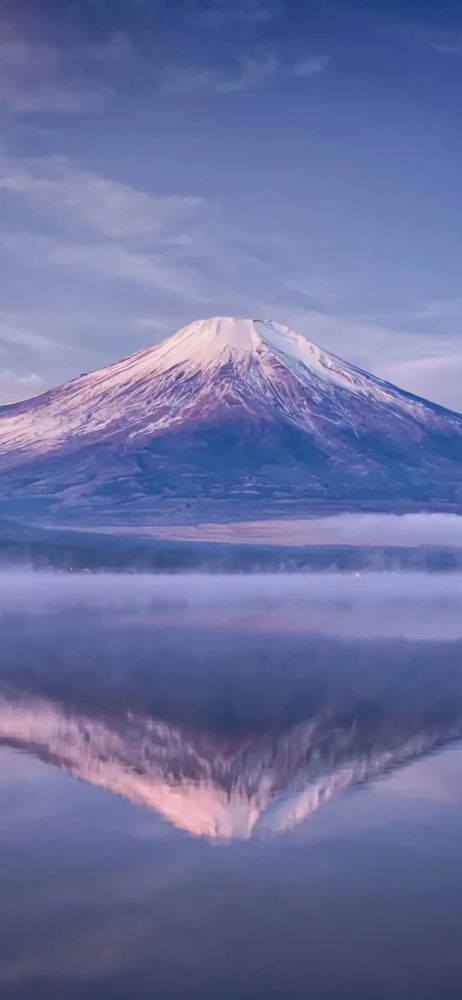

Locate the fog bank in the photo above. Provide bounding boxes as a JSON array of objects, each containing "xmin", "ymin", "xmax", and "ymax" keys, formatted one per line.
[
  {"xmin": 142, "ymin": 512, "xmax": 462, "ymax": 547},
  {"xmin": 1, "ymin": 570, "xmax": 462, "ymax": 639}
]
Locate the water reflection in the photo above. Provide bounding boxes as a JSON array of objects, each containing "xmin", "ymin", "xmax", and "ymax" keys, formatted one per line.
[{"xmin": 1, "ymin": 593, "xmax": 462, "ymax": 840}]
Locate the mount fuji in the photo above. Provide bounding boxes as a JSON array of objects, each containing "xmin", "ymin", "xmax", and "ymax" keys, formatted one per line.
[{"xmin": 0, "ymin": 316, "xmax": 461, "ymax": 519}]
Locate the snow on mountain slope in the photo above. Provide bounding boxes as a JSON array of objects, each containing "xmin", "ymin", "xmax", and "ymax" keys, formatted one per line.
[
  {"xmin": 0, "ymin": 316, "xmax": 461, "ymax": 514},
  {"xmin": 0, "ymin": 317, "xmax": 458, "ymax": 457}
]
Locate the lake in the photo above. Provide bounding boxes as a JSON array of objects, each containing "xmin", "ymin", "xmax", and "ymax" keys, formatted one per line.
[{"xmin": 1, "ymin": 572, "xmax": 462, "ymax": 999}]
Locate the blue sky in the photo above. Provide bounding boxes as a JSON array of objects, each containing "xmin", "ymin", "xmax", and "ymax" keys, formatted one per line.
[{"xmin": 1, "ymin": 0, "xmax": 462, "ymax": 408}]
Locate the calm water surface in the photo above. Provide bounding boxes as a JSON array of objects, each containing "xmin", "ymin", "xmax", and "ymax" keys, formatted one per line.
[{"xmin": 1, "ymin": 572, "xmax": 462, "ymax": 999}]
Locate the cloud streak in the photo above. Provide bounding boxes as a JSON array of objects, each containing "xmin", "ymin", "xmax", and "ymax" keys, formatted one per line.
[
  {"xmin": 0, "ymin": 368, "xmax": 44, "ymax": 403},
  {"xmin": 291, "ymin": 55, "xmax": 329, "ymax": 77},
  {"xmin": 0, "ymin": 155, "xmax": 206, "ymax": 240},
  {"xmin": 0, "ymin": 20, "xmax": 110, "ymax": 114},
  {"xmin": 45, "ymin": 240, "xmax": 209, "ymax": 301},
  {"xmin": 195, "ymin": 0, "xmax": 281, "ymax": 26},
  {"xmin": 163, "ymin": 51, "xmax": 327, "ymax": 96}
]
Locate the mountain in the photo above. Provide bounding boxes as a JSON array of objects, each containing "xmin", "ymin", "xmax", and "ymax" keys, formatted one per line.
[
  {"xmin": 0, "ymin": 316, "xmax": 461, "ymax": 519},
  {"xmin": 1, "ymin": 686, "xmax": 460, "ymax": 840}
]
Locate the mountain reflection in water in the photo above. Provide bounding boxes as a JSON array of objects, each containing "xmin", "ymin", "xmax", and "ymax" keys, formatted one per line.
[{"xmin": 1, "ymin": 582, "xmax": 462, "ymax": 840}]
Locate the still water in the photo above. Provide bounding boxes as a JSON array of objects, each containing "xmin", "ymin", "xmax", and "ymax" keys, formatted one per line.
[{"xmin": 1, "ymin": 572, "xmax": 462, "ymax": 999}]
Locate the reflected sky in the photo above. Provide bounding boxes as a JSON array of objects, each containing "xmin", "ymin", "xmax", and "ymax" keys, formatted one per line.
[{"xmin": 2, "ymin": 573, "xmax": 462, "ymax": 997}]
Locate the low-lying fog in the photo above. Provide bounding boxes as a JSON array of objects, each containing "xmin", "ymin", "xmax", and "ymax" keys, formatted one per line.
[
  {"xmin": 1, "ymin": 570, "xmax": 462, "ymax": 639},
  {"xmin": 133, "ymin": 512, "xmax": 462, "ymax": 546}
]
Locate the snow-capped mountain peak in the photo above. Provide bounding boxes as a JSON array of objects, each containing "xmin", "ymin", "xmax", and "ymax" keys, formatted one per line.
[
  {"xmin": 149, "ymin": 316, "xmax": 325, "ymax": 373},
  {"xmin": 76, "ymin": 315, "xmax": 349, "ymax": 390},
  {"xmin": 153, "ymin": 316, "xmax": 264, "ymax": 369},
  {"xmin": 136, "ymin": 316, "xmax": 366, "ymax": 391},
  {"xmin": 0, "ymin": 315, "xmax": 461, "ymax": 516}
]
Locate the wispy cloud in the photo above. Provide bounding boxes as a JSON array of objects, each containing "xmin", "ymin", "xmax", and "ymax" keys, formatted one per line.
[
  {"xmin": 427, "ymin": 39, "xmax": 462, "ymax": 55},
  {"xmin": 0, "ymin": 149, "xmax": 240, "ymax": 330},
  {"xmin": 388, "ymin": 297, "xmax": 462, "ymax": 323},
  {"xmin": 282, "ymin": 272, "xmax": 346, "ymax": 304},
  {"xmin": 188, "ymin": 0, "xmax": 281, "ymax": 27},
  {"xmin": 291, "ymin": 55, "xmax": 329, "ymax": 77},
  {"xmin": 0, "ymin": 315, "xmax": 87, "ymax": 403},
  {"xmin": 48, "ymin": 240, "xmax": 208, "ymax": 301},
  {"xmin": 408, "ymin": 24, "xmax": 462, "ymax": 57},
  {"xmin": 0, "ymin": 367, "xmax": 44, "ymax": 403},
  {"xmin": 0, "ymin": 232, "xmax": 209, "ymax": 305},
  {"xmin": 382, "ymin": 355, "xmax": 462, "ymax": 413},
  {"xmin": 163, "ymin": 50, "xmax": 327, "ymax": 96},
  {"xmin": 392, "ymin": 16, "xmax": 462, "ymax": 58},
  {"xmin": 0, "ymin": 154, "xmax": 206, "ymax": 240},
  {"xmin": 163, "ymin": 53, "xmax": 280, "ymax": 96},
  {"xmin": 0, "ymin": 318, "xmax": 60, "ymax": 353},
  {"xmin": 0, "ymin": 21, "xmax": 110, "ymax": 115}
]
